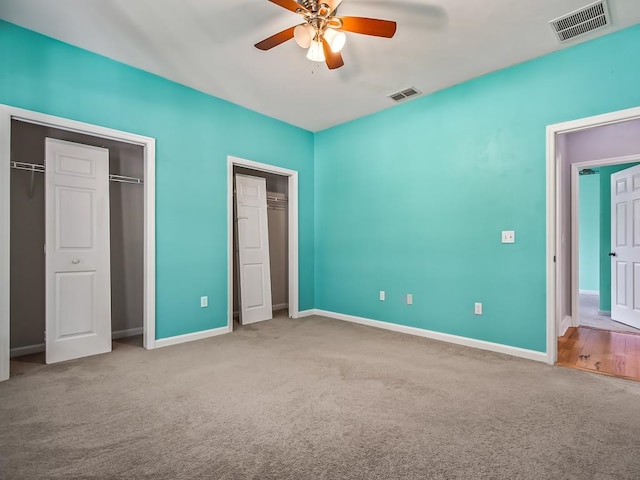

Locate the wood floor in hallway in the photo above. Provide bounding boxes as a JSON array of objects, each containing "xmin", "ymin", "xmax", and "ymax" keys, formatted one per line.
[{"xmin": 557, "ymin": 326, "xmax": 640, "ymax": 381}]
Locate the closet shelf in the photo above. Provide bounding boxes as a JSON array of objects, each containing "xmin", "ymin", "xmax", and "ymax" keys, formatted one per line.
[
  {"xmin": 109, "ymin": 174, "xmax": 144, "ymax": 185},
  {"xmin": 10, "ymin": 161, "xmax": 45, "ymax": 173},
  {"xmin": 10, "ymin": 161, "xmax": 144, "ymax": 184}
]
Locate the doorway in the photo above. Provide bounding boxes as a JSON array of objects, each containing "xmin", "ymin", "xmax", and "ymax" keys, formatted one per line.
[
  {"xmin": 227, "ymin": 156, "xmax": 299, "ymax": 331},
  {"xmin": 575, "ymin": 161, "xmax": 640, "ymax": 334},
  {"xmin": 0, "ymin": 105, "xmax": 156, "ymax": 382},
  {"xmin": 547, "ymin": 105, "xmax": 640, "ymax": 369}
]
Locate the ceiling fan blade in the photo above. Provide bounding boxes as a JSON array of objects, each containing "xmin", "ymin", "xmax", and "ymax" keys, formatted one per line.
[
  {"xmin": 255, "ymin": 26, "xmax": 296, "ymax": 50},
  {"xmin": 338, "ymin": 16, "xmax": 397, "ymax": 38},
  {"xmin": 267, "ymin": 0, "xmax": 308, "ymax": 14},
  {"xmin": 322, "ymin": 38, "xmax": 344, "ymax": 70}
]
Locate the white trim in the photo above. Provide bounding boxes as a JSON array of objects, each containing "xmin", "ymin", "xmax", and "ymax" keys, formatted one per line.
[
  {"xmin": 0, "ymin": 105, "xmax": 157, "ymax": 382},
  {"xmin": 10, "ymin": 328, "xmax": 142, "ymax": 358},
  {"xmin": 296, "ymin": 309, "xmax": 318, "ymax": 318},
  {"xmin": 272, "ymin": 303, "xmax": 289, "ymax": 311},
  {"xmin": 546, "ymin": 120, "xmax": 559, "ymax": 366},
  {"xmin": 559, "ymin": 315, "xmax": 572, "ymax": 337},
  {"xmin": 315, "ymin": 310, "xmax": 548, "ymax": 363},
  {"xmin": 10, "ymin": 343, "xmax": 45, "ymax": 358},
  {"xmin": 155, "ymin": 326, "xmax": 230, "ymax": 349},
  {"xmin": 0, "ymin": 109, "xmax": 9, "ymax": 380},
  {"xmin": 571, "ymin": 164, "xmax": 580, "ymax": 328},
  {"xmin": 227, "ymin": 156, "xmax": 299, "ymax": 330},
  {"xmin": 547, "ymin": 105, "xmax": 640, "ymax": 367},
  {"xmin": 579, "ymin": 290, "xmax": 599, "ymax": 295},
  {"xmin": 112, "ymin": 327, "xmax": 144, "ymax": 339}
]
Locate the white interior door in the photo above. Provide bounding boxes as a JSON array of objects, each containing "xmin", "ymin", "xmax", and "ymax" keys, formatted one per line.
[
  {"xmin": 45, "ymin": 138, "xmax": 111, "ymax": 364},
  {"xmin": 236, "ymin": 174, "xmax": 273, "ymax": 324},
  {"xmin": 611, "ymin": 164, "xmax": 640, "ymax": 329}
]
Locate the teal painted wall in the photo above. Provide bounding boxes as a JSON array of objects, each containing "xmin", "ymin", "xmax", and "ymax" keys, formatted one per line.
[
  {"xmin": 315, "ymin": 25, "xmax": 640, "ymax": 353},
  {"xmin": 579, "ymin": 174, "xmax": 600, "ymax": 292},
  {"xmin": 0, "ymin": 21, "xmax": 315, "ymax": 339},
  {"xmin": 598, "ymin": 162, "xmax": 640, "ymax": 312}
]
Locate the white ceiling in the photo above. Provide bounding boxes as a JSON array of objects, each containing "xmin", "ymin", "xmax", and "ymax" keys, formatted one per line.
[{"xmin": 1, "ymin": 0, "xmax": 640, "ymax": 131}]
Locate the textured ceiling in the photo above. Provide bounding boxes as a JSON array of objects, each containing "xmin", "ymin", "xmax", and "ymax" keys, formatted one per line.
[{"xmin": 1, "ymin": 0, "xmax": 640, "ymax": 131}]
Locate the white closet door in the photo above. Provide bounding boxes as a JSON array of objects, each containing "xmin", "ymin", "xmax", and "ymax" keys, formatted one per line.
[
  {"xmin": 45, "ymin": 138, "xmax": 111, "ymax": 364},
  {"xmin": 236, "ymin": 174, "xmax": 273, "ymax": 324}
]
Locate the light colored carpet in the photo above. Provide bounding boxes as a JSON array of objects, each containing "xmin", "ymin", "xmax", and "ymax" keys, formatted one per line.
[
  {"xmin": 2, "ymin": 315, "xmax": 640, "ymax": 479},
  {"xmin": 578, "ymin": 293, "xmax": 640, "ymax": 333}
]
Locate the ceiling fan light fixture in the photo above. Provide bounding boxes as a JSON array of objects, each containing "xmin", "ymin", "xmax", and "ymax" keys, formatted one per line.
[
  {"xmin": 324, "ymin": 28, "xmax": 346, "ymax": 53},
  {"xmin": 294, "ymin": 24, "xmax": 314, "ymax": 48},
  {"xmin": 306, "ymin": 39, "xmax": 325, "ymax": 62}
]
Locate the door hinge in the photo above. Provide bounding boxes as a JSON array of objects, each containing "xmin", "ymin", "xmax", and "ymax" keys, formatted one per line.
[
  {"xmin": 44, "ymin": 244, "xmax": 46, "ymax": 254},
  {"xmin": 553, "ymin": 255, "xmax": 556, "ymax": 263},
  {"xmin": 44, "ymin": 331, "xmax": 47, "ymax": 341}
]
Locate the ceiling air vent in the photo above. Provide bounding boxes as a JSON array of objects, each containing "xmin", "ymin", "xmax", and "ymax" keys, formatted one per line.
[
  {"xmin": 549, "ymin": 0, "xmax": 610, "ymax": 43},
  {"xmin": 388, "ymin": 87, "xmax": 421, "ymax": 103}
]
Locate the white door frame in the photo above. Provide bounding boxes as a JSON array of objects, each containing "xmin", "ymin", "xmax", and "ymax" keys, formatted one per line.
[
  {"xmin": 227, "ymin": 156, "xmax": 299, "ymax": 330},
  {"xmin": 0, "ymin": 105, "xmax": 157, "ymax": 381},
  {"xmin": 546, "ymin": 105, "xmax": 640, "ymax": 365}
]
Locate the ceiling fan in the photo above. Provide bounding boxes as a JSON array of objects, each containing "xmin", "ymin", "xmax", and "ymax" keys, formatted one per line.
[{"xmin": 255, "ymin": 0, "xmax": 397, "ymax": 70}]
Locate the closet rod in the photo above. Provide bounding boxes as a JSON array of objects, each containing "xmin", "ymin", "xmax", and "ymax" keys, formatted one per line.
[{"xmin": 10, "ymin": 161, "xmax": 144, "ymax": 185}]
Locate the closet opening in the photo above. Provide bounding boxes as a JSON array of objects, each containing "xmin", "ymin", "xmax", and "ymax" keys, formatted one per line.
[
  {"xmin": 9, "ymin": 120, "xmax": 144, "ymax": 372},
  {"xmin": 227, "ymin": 156, "xmax": 299, "ymax": 330},
  {"xmin": 233, "ymin": 167, "xmax": 288, "ymax": 325}
]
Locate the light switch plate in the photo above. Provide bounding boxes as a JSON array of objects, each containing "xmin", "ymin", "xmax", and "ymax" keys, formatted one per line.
[
  {"xmin": 475, "ymin": 302, "xmax": 483, "ymax": 315},
  {"xmin": 201, "ymin": 296, "xmax": 208, "ymax": 308},
  {"xmin": 379, "ymin": 291, "xmax": 386, "ymax": 301},
  {"xmin": 501, "ymin": 231, "xmax": 515, "ymax": 243},
  {"xmin": 406, "ymin": 294, "xmax": 413, "ymax": 305}
]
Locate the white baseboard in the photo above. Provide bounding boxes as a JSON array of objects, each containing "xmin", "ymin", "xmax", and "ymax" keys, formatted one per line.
[
  {"xmin": 10, "ymin": 343, "xmax": 45, "ymax": 358},
  {"xmin": 10, "ymin": 328, "xmax": 144, "ymax": 357},
  {"xmin": 579, "ymin": 290, "xmax": 599, "ymax": 295},
  {"xmin": 559, "ymin": 315, "xmax": 572, "ymax": 337},
  {"xmin": 112, "ymin": 327, "xmax": 143, "ymax": 339},
  {"xmin": 312, "ymin": 309, "xmax": 548, "ymax": 363},
  {"xmin": 295, "ymin": 309, "xmax": 318, "ymax": 318},
  {"xmin": 233, "ymin": 304, "xmax": 289, "ymax": 318},
  {"xmin": 155, "ymin": 326, "xmax": 230, "ymax": 349},
  {"xmin": 598, "ymin": 310, "xmax": 611, "ymax": 316}
]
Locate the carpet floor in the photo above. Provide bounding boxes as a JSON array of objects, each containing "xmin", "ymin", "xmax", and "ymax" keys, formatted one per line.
[
  {"xmin": 1, "ymin": 316, "xmax": 640, "ymax": 479},
  {"xmin": 578, "ymin": 293, "xmax": 640, "ymax": 333}
]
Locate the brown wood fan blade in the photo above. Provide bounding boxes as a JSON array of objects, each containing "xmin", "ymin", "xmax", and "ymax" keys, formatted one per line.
[
  {"xmin": 255, "ymin": 26, "xmax": 296, "ymax": 50},
  {"xmin": 322, "ymin": 38, "xmax": 344, "ymax": 70},
  {"xmin": 338, "ymin": 16, "xmax": 397, "ymax": 38},
  {"xmin": 267, "ymin": 0, "xmax": 308, "ymax": 14}
]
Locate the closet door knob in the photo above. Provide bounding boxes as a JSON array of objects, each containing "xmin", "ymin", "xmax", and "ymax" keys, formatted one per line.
[
  {"xmin": 608, "ymin": 252, "xmax": 617, "ymax": 257},
  {"xmin": 72, "ymin": 259, "xmax": 80, "ymax": 264}
]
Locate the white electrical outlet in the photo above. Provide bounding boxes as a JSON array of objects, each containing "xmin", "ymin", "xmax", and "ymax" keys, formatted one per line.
[
  {"xmin": 474, "ymin": 302, "xmax": 483, "ymax": 315},
  {"xmin": 501, "ymin": 231, "xmax": 515, "ymax": 244},
  {"xmin": 380, "ymin": 290, "xmax": 386, "ymax": 301},
  {"xmin": 201, "ymin": 296, "xmax": 208, "ymax": 308},
  {"xmin": 407, "ymin": 294, "xmax": 413, "ymax": 305}
]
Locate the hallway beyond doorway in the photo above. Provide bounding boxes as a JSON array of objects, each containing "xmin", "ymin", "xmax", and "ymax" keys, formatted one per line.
[{"xmin": 578, "ymin": 293, "xmax": 640, "ymax": 334}]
